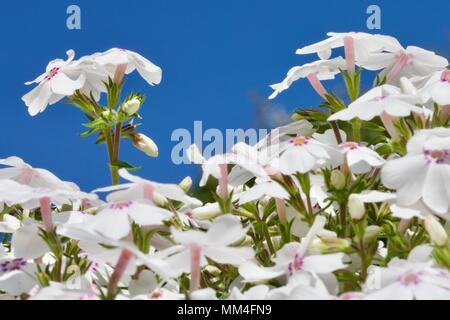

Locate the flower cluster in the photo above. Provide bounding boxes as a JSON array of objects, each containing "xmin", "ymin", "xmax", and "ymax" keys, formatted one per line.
[{"xmin": 1, "ymin": 32, "xmax": 449, "ymax": 300}]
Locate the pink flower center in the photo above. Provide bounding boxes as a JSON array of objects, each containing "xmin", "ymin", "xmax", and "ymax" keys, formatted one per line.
[
  {"xmin": 424, "ymin": 149, "xmax": 449, "ymax": 164},
  {"xmin": 19, "ymin": 166, "xmax": 35, "ymax": 185},
  {"xmin": 109, "ymin": 201, "xmax": 133, "ymax": 210},
  {"xmin": 290, "ymin": 136, "xmax": 309, "ymax": 146},
  {"xmin": 398, "ymin": 271, "xmax": 421, "ymax": 286},
  {"xmin": 1, "ymin": 258, "xmax": 27, "ymax": 273},
  {"xmin": 373, "ymin": 95, "xmax": 388, "ymax": 102},
  {"xmin": 287, "ymin": 253, "xmax": 304, "ymax": 275},
  {"xmin": 44, "ymin": 67, "xmax": 60, "ymax": 81},
  {"xmin": 149, "ymin": 289, "xmax": 163, "ymax": 300},
  {"xmin": 341, "ymin": 142, "xmax": 360, "ymax": 150},
  {"xmin": 440, "ymin": 70, "xmax": 450, "ymax": 83}
]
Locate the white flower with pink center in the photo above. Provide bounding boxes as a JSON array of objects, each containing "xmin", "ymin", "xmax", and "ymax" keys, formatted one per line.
[
  {"xmin": 21, "ymin": 50, "xmax": 103, "ymax": 116},
  {"xmin": 93, "ymin": 169, "xmax": 201, "ymax": 209},
  {"xmin": 328, "ymin": 84, "xmax": 424, "ymax": 122},
  {"xmin": 357, "ymin": 45, "xmax": 448, "ymax": 84},
  {"xmin": 0, "ymin": 156, "xmax": 78, "ymax": 191},
  {"xmin": 275, "ymin": 135, "xmax": 343, "ymax": 175},
  {"xmin": 382, "ymin": 127, "xmax": 450, "ymax": 215},
  {"xmin": 364, "ymin": 259, "xmax": 450, "ymax": 300},
  {"xmin": 151, "ymin": 215, "xmax": 253, "ymax": 289},
  {"xmin": 420, "ymin": 69, "xmax": 450, "ymax": 106},
  {"xmin": 339, "ymin": 142, "xmax": 385, "ymax": 174},
  {"xmin": 239, "ymin": 216, "xmax": 345, "ymax": 282}
]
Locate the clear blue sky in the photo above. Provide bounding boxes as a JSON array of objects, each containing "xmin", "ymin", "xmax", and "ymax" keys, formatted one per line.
[{"xmin": 1, "ymin": 0, "xmax": 449, "ymax": 191}]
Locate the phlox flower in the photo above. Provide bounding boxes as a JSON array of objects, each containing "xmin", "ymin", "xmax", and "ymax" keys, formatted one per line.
[
  {"xmin": 155, "ymin": 215, "xmax": 254, "ymax": 279},
  {"xmin": 328, "ymin": 84, "xmax": 424, "ymax": 122},
  {"xmin": 275, "ymin": 135, "xmax": 343, "ymax": 175},
  {"xmin": 0, "ymin": 156, "xmax": 78, "ymax": 191},
  {"xmin": 239, "ymin": 216, "xmax": 346, "ymax": 282},
  {"xmin": 0, "ymin": 245, "xmax": 37, "ymax": 296},
  {"xmin": 93, "ymin": 169, "xmax": 201, "ymax": 209},
  {"xmin": 268, "ymin": 57, "xmax": 346, "ymax": 99},
  {"xmin": 21, "ymin": 50, "xmax": 105, "ymax": 116},
  {"xmin": 296, "ymin": 32, "xmax": 402, "ymax": 62},
  {"xmin": 364, "ymin": 256, "xmax": 450, "ymax": 300},
  {"xmin": 419, "ymin": 69, "xmax": 450, "ymax": 106},
  {"xmin": 381, "ymin": 128, "xmax": 450, "ymax": 215},
  {"xmin": 313, "ymin": 129, "xmax": 385, "ymax": 174},
  {"xmin": 91, "ymin": 48, "xmax": 162, "ymax": 85},
  {"xmin": 357, "ymin": 45, "xmax": 448, "ymax": 84}
]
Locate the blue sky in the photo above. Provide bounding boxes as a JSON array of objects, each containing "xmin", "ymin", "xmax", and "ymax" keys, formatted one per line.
[{"xmin": 1, "ymin": 0, "xmax": 449, "ymax": 191}]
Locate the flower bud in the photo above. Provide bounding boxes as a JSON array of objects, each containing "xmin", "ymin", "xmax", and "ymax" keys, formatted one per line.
[
  {"xmin": 101, "ymin": 109, "xmax": 116, "ymax": 119},
  {"xmin": 191, "ymin": 203, "xmax": 221, "ymax": 220},
  {"xmin": 179, "ymin": 176, "xmax": 193, "ymax": 193},
  {"xmin": 123, "ymin": 98, "xmax": 141, "ymax": 115},
  {"xmin": 330, "ymin": 170, "xmax": 346, "ymax": 190},
  {"xmin": 399, "ymin": 77, "xmax": 417, "ymax": 95},
  {"xmin": 152, "ymin": 191, "xmax": 168, "ymax": 207},
  {"xmin": 348, "ymin": 194, "xmax": 365, "ymax": 220},
  {"xmin": 132, "ymin": 134, "xmax": 158, "ymax": 157},
  {"xmin": 424, "ymin": 217, "xmax": 448, "ymax": 246},
  {"xmin": 363, "ymin": 225, "xmax": 381, "ymax": 242}
]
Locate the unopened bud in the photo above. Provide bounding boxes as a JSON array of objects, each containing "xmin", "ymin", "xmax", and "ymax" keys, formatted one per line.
[
  {"xmin": 132, "ymin": 134, "xmax": 158, "ymax": 157},
  {"xmin": 191, "ymin": 203, "xmax": 221, "ymax": 220},
  {"xmin": 348, "ymin": 194, "xmax": 365, "ymax": 220},
  {"xmin": 152, "ymin": 192, "xmax": 168, "ymax": 207},
  {"xmin": 363, "ymin": 225, "xmax": 381, "ymax": 242},
  {"xmin": 331, "ymin": 170, "xmax": 346, "ymax": 190},
  {"xmin": 179, "ymin": 176, "xmax": 193, "ymax": 193},
  {"xmin": 399, "ymin": 77, "xmax": 417, "ymax": 95},
  {"xmin": 123, "ymin": 98, "xmax": 141, "ymax": 115},
  {"xmin": 424, "ymin": 217, "xmax": 448, "ymax": 246}
]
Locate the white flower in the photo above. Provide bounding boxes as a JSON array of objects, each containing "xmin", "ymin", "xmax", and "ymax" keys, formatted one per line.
[
  {"xmin": 314, "ymin": 129, "xmax": 385, "ymax": 174},
  {"xmin": 93, "ymin": 169, "xmax": 201, "ymax": 209},
  {"xmin": 266, "ymin": 273, "xmax": 334, "ymax": 300},
  {"xmin": 340, "ymin": 142, "xmax": 385, "ymax": 174},
  {"xmin": 419, "ymin": 69, "xmax": 450, "ymax": 105},
  {"xmin": 0, "ymin": 245, "xmax": 37, "ymax": 296},
  {"xmin": 0, "ymin": 156, "xmax": 78, "ymax": 191},
  {"xmin": 296, "ymin": 32, "xmax": 402, "ymax": 61},
  {"xmin": 229, "ymin": 285, "xmax": 271, "ymax": 300},
  {"xmin": 66, "ymin": 201, "xmax": 172, "ymax": 240},
  {"xmin": 91, "ymin": 48, "xmax": 162, "ymax": 85},
  {"xmin": 29, "ymin": 280, "xmax": 100, "ymax": 300},
  {"xmin": 358, "ymin": 45, "xmax": 448, "ymax": 84},
  {"xmin": 275, "ymin": 135, "xmax": 343, "ymax": 175},
  {"xmin": 159, "ymin": 215, "xmax": 254, "ymax": 278},
  {"xmin": 269, "ymin": 57, "xmax": 346, "ymax": 99},
  {"xmin": 381, "ymin": 128, "xmax": 450, "ymax": 215},
  {"xmin": 21, "ymin": 50, "xmax": 105, "ymax": 116},
  {"xmin": 239, "ymin": 216, "xmax": 345, "ymax": 282},
  {"xmin": 235, "ymin": 178, "xmax": 289, "ymax": 205},
  {"xmin": 328, "ymin": 84, "xmax": 424, "ymax": 122},
  {"xmin": 0, "ymin": 179, "xmax": 96, "ymax": 210},
  {"xmin": 132, "ymin": 133, "xmax": 158, "ymax": 157},
  {"xmin": 364, "ymin": 259, "xmax": 450, "ymax": 300}
]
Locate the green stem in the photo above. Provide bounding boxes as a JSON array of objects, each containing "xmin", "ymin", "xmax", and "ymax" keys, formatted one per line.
[
  {"xmin": 339, "ymin": 203, "xmax": 347, "ymax": 238},
  {"xmin": 352, "ymin": 119, "xmax": 361, "ymax": 143},
  {"xmin": 104, "ymin": 129, "xmax": 119, "ymax": 185}
]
